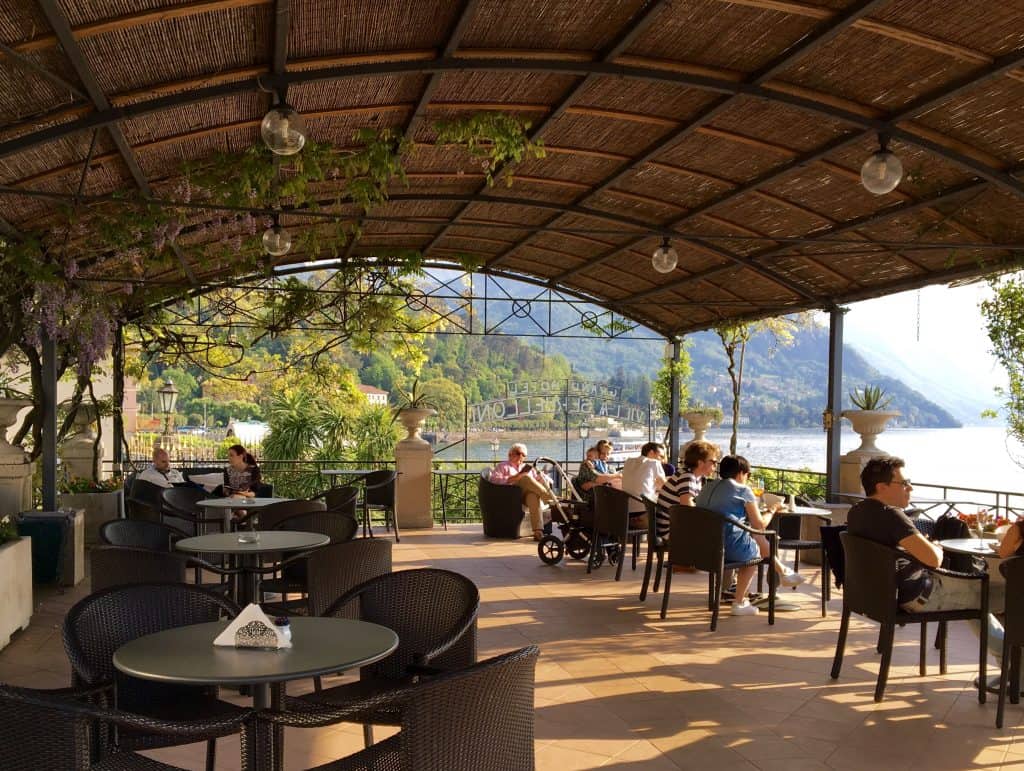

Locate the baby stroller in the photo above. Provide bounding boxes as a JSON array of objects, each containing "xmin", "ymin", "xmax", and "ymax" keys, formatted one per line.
[{"xmin": 534, "ymin": 457, "xmax": 622, "ymax": 569}]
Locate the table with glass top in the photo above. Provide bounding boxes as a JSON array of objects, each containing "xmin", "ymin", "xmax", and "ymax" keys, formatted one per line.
[{"xmin": 176, "ymin": 530, "xmax": 329, "ymax": 605}]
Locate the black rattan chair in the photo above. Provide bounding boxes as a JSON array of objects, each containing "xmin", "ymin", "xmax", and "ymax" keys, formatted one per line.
[
  {"xmin": 89, "ymin": 545, "xmax": 238, "ymax": 594},
  {"xmin": 639, "ymin": 497, "xmax": 668, "ymax": 601},
  {"xmin": 478, "ymin": 473, "xmax": 528, "ymax": 538},
  {"xmin": 997, "ymin": 556, "xmax": 1024, "ymax": 728},
  {"xmin": 62, "ymin": 583, "xmax": 245, "ymax": 771},
  {"xmin": 775, "ymin": 513, "xmax": 830, "ymax": 617},
  {"xmin": 0, "ymin": 683, "xmax": 255, "ymax": 771},
  {"xmin": 295, "ymin": 567, "xmax": 479, "ymax": 746},
  {"xmin": 660, "ymin": 505, "xmax": 778, "ymax": 630},
  {"xmin": 125, "ymin": 478, "xmax": 164, "ymax": 523},
  {"xmin": 308, "ymin": 539, "xmax": 393, "ymax": 619},
  {"xmin": 161, "ymin": 486, "xmax": 222, "ymax": 536},
  {"xmin": 314, "ymin": 485, "xmax": 359, "ymax": 517},
  {"xmin": 99, "ymin": 519, "xmax": 188, "ymax": 552},
  {"xmin": 588, "ymin": 486, "xmax": 646, "ymax": 580},
  {"xmin": 361, "ymin": 470, "xmax": 398, "ymax": 542},
  {"xmin": 235, "ymin": 498, "xmax": 327, "ymax": 530},
  {"xmin": 830, "ymin": 532, "xmax": 989, "ymax": 703},
  {"xmin": 259, "ymin": 511, "xmax": 361, "ymax": 612},
  {"xmin": 262, "ymin": 645, "xmax": 538, "ymax": 771}
]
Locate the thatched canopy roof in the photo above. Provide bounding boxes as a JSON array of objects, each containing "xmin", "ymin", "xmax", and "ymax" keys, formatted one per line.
[{"xmin": 2, "ymin": 0, "xmax": 1024, "ymax": 337}]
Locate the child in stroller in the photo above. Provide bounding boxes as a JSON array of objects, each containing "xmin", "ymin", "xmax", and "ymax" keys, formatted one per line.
[{"xmin": 535, "ymin": 456, "xmax": 625, "ymax": 569}]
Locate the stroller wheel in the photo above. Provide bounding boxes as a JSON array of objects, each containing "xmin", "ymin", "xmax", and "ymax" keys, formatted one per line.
[
  {"xmin": 589, "ymin": 546, "xmax": 605, "ymax": 569},
  {"xmin": 606, "ymin": 542, "xmax": 622, "ymax": 566},
  {"xmin": 565, "ymin": 531, "xmax": 591, "ymax": 561},
  {"xmin": 538, "ymin": 535, "xmax": 564, "ymax": 565}
]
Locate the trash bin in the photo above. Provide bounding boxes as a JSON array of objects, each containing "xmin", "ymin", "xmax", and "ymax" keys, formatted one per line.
[{"xmin": 17, "ymin": 511, "xmax": 71, "ymax": 585}]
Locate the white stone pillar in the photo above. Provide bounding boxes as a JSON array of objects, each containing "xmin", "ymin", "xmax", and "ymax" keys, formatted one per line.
[
  {"xmin": 394, "ymin": 408, "xmax": 436, "ymax": 529},
  {"xmin": 839, "ymin": 410, "xmax": 900, "ymax": 498},
  {"xmin": 0, "ymin": 399, "xmax": 34, "ymax": 517}
]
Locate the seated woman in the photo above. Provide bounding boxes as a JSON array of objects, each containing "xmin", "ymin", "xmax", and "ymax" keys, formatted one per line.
[
  {"xmin": 592, "ymin": 440, "xmax": 623, "ymax": 487},
  {"xmin": 218, "ymin": 444, "xmax": 262, "ymax": 499},
  {"xmin": 576, "ymin": 446, "xmax": 601, "ymax": 502},
  {"xmin": 490, "ymin": 443, "xmax": 564, "ymax": 540},
  {"xmin": 694, "ymin": 454, "xmax": 804, "ymax": 616},
  {"xmin": 656, "ymin": 439, "xmax": 720, "ymax": 540}
]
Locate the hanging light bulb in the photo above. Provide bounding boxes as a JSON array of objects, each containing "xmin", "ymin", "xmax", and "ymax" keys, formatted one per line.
[
  {"xmin": 860, "ymin": 133, "xmax": 903, "ymax": 195},
  {"xmin": 260, "ymin": 103, "xmax": 307, "ymax": 155},
  {"xmin": 262, "ymin": 219, "xmax": 292, "ymax": 257},
  {"xmin": 651, "ymin": 237, "xmax": 678, "ymax": 274}
]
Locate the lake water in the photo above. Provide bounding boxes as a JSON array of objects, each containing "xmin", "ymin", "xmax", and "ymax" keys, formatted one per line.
[{"xmin": 438, "ymin": 425, "xmax": 1024, "ymax": 496}]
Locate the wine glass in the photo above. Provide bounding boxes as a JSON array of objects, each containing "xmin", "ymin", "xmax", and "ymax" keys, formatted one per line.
[
  {"xmin": 975, "ymin": 509, "xmax": 990, "ymax": 548},
  {"xmin": 750, "ymin": 477, "xmax": 765, "ymax": 498}
]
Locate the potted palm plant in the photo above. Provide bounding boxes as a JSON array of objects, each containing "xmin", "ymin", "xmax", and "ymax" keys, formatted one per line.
[
  {"xmin": 0, "ymin": 514, "xmax": 31, "ymax": 651},
  {"xmin": 842, "ymin": 385, "xmax": 900, "ymax": 455},
  {"xmin": 392, "ymin": 380, "xmax": 437, "ymax": 445}
]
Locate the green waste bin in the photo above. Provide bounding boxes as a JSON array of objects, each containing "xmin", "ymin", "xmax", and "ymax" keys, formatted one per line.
[{"xmin": 17, "ymin": 513, "xmax": 69, "ymax": 584}]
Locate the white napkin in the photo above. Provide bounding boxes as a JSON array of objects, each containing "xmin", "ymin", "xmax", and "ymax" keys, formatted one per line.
[{"xmin": 213, "ymin": 603, "xmax": 292, "ymax": 649}]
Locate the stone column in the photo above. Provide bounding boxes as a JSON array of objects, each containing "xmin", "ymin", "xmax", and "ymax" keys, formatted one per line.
[
  {"xmin": 839, "ymin": 410, "xmax": 900, "ymax": 497},
  {"xmin": 59, "ymin": 404, "xmax": 104, "ymax": 481},
  {"xmin": 394, "ymin": 408, "xmax": 436, "ymax": 529},
  {"xmin": 0, "ymin": 399, "xmax": 34, "ymax": 517}
]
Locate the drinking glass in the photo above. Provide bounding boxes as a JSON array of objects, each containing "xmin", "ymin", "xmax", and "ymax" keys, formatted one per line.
[
  {"xmin": 237, "ymin": 513, "xmax": 260, "ymax": 544},
  {"xmin": 750, "ymin": 477, "xmax": 765, "ymax": 498},
  {"xmin": 975, "ymin": 509, "xmax": 989, "ymax": 547}
]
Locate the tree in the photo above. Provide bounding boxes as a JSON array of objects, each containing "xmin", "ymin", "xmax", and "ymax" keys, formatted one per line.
[
  {"xmin": 981, "ymin": 274, "xmax": 1024, "ymax": 461},
  {"xmin": 652, "ymin": 342, "xmax": 692, "ymax": 441},
  {"xmin": 715, "ymin": 316, "xmax": 803, "ymax": 455}
]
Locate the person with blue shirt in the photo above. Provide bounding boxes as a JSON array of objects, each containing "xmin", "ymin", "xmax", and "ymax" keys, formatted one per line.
[{"xmin": 695, "ymin": 454, "xmax": 803, "ymax": 616}]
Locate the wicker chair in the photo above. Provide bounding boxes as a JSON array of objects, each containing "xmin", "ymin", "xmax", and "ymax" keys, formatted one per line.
[
  {"xmin": 261, "ymin": 646, "xmax": 538, "ymax": 771},
  {"xmin": 639, "ymin": 497, "xmax": 668, "ymax": 601},
  {"xmin": 313, "ymin": 485, "xmax": 359, "ymax": 517},
  {"xmin": 0, "ymin": 683, "xmax": 256, "ymax": 771},
  {"xmin": 360, "ymin": 470, "xmax": 399, "ymax": 542},
  {"xmin": 774, "ymin": 512, "xmax": 830, "ymax": 617},
  {"xmin": 89, "ymin": 545, "xmax": 238, "ymax": 594},
  {"xmin": 99, "ymin": 519, "xmax": 188, "ymax": 551},
  {"xmin": 62, "ymin": 583, "xmax": 245, "ymax": 771},
  {"xmin": 307, "ymin": 539, "xmax": 393, "ymax": 618},
  {"xmin": 161, "ymin": 486, "xmax": 222, "ymax": 536},
  {"xmin": 588, "ymin": 486, "xmax": 646, "ymax": 580},
  {"xmin": 259, "ymin": 511, "xmax": 361, "ymax": 612},
  {"xmin": 294, "ymin": 568, "xmax": 479, "ymax": 746},
  {"xmin": 235, "ymin": 498, "xmax": 326, "ymax": 530},
  {"xmin": 660, "ymin": 505, "xmax": 778, "ymax": 630},
  {"xmin": 478, "ymin": 473, "xmax": 529, "ymax": 538},
  {"xmin": 125, "ymin": 478, "xmax": 165, "ymax": 523},
  {"xmin": 831, "ymin": 532, "xmax": 988, "ymax": 703},
  {"xmin": 997, "ymin": 556, "xmax": 1024, "ymax": 727}
]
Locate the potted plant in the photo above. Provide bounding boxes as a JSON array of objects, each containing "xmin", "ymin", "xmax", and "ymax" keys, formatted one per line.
[
  {"xmin": 0, "ymin": 514, "xmax": 32, "ymax": 650},
  {"xmin": 842, "ymin": 385, "xmax": 900, "ymax": 455},
  {"xmin": 58, "ymin": 476, "xmax": 123, "ymax": 546},
  {"xmin": 392, "ymin": 380, "xmax": 437, "ymax": 444},
  {"xmin": 682, "ymin": 405, "xmax": 723, "ymax": 443}
]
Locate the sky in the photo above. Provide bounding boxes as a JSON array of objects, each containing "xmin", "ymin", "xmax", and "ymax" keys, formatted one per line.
[{"xmin": 826, "ymin": 280, "xmax": 1009, "ymax": 422}]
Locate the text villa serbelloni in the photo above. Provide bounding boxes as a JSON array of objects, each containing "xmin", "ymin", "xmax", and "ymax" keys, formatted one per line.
[{"xmin": 469, "ymin": 379, "xmax": 651, "ymax": 424}]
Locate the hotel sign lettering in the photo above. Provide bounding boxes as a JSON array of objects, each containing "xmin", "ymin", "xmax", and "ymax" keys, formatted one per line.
[{"xmin": 468, "ymin": 380, "xmax": 649, "ymax": 425}]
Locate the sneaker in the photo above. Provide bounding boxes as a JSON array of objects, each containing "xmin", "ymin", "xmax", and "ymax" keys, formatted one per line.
[
  {"xmin": 780, "ymin": 571, "xmax": 805, "ymax": 588},
  {"xmin": 731, "ymin": 600, "xmax": 759, "ymax": 616}
]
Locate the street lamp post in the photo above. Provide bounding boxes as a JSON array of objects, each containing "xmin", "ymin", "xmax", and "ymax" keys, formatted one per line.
[
  {"xmin": 489, "ymin": 435, "xmax": 500, "ymax": 461},
  {"xmin": 578, "ymin": 422, "xmax": 590, "ymax": 460},
  {"xmin": 157, "ymin": 380, "xmax": 179, "ymax": 439}
]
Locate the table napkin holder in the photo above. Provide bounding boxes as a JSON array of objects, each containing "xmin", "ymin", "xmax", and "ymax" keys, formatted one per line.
[{"xmin": 213, "ymin": 603, "xmax": 293, "ymax": 649}]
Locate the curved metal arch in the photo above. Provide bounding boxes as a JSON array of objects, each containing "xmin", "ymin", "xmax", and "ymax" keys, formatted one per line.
[{"xmin": 2, "ymin": 54, "xmax": 1023, "ymax": 198}]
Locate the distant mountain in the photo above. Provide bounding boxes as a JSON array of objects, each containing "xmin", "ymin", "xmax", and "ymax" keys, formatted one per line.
[{"xmin": 420, "ymin": 275, "xmax": 962, "ymax": 428}]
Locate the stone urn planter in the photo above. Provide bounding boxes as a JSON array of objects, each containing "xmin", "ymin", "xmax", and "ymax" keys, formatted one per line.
[
  {"xmin": 396, "ymin": 408, "xmax": 436, "ymax": 445},
  {"xmin": 841, "ymin": 409, "xmax": 900, "ymax": 455},
  {"xmin": 0, "ymin": 398, "xmax": 33, "ymax": 517},
  {"xmin": 59, "ymin": 403, "xmax": 104, "ymax": 481},
  {"xmin": 683, "ymin": 410, "xmax": 720, "ymax": 443},
  {"xmin": 0, "ymin": 535, "xmax": 32, "ymax": 650}
]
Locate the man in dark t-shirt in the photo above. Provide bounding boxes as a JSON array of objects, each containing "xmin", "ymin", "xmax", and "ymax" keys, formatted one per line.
[{"xmin": 847, "ymin": 457, "xmax": 978, "ymax": 612}]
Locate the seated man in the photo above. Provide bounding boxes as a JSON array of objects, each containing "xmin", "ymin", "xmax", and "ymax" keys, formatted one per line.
[
  {"xmin": 136, "ymin": 447, "xmax": 185, "ymax": 489},
  {"xmin": 490, "ymin": 443, "xmax": 564, "ymax": 541},
  {"xmin": 621, "ymin": 442, "xmax": 667, "ymax": 526},
  {"xmin": 847, "ymin": 456, "xmax": 978, "ymax": 612}
]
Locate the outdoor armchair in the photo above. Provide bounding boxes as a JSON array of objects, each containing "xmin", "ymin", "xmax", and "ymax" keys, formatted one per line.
[
  {"xmin": 0, "ymin": 682, "xmax": 256, "ymax": 771},
  {"xmin": 293, "ymin": 567, "xmax": 479, "ymax": 747},
  {"xmin": 258, "ymin": 646, "xmax": 538, "ymax": 771},
  {"xmin": 639, "ymin": 497, "xmax": 668, "ymax": 601},
  {"xmin": 589, "ymin": 485, "xmax": 646, "ymax": 580},
  {"xmin": 830, "ymin": 532, "xmax": 989, "ymax": 703},
  {"xmin": 360, "ymin": 470, "xmax": 399, "ymax": 542},
  {"xmin": 161, "ymin": 486, "xmax": 223, "ymax": 536},
  {"xmin": 89, "ymin": 545, "xmax": 240, "ymax": 594},
  {"xmin": 660, "ymin": 505, "xmax": 778, "ymax": 630},
  {"xmin": 997, "ymin": 556, "xmax": 1024, "ymax": 727},
  {"xmin": 62, "ymin": 583, "xmax": 245, "ymax": 771},
  {"xmin": 99, "ymin": 519, "xmax": 188, "ymax": 552},
  {"xmin": 478, "ymin": 471, "xmax": 529, "ymax": 538}
]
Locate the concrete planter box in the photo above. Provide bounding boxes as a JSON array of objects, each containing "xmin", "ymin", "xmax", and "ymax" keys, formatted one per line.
[
  {"xmin": 0, "ymin": 537, "xmax": 32, "ymax": 650},
  {"xmin": 58, "ymin": 490, "xmax": 123, "ymax": 546}
]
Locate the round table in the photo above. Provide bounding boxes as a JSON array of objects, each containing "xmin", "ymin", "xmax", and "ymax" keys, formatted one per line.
[
  {"xmin": 936, "ymin": 537, "xmax": 1000, "ymax": 557},
  {"xmin": 176, "ymin": 531, "xmax": 329, "ymax": 605},
  {"xmin": 198, "ymin": 496, "xmax": 295, "ymax": 530}
]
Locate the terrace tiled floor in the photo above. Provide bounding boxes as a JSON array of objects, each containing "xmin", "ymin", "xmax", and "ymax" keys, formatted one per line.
[{"xmin": 3, "ymin": 525, "xmax": 1024, "ymax": 770}]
